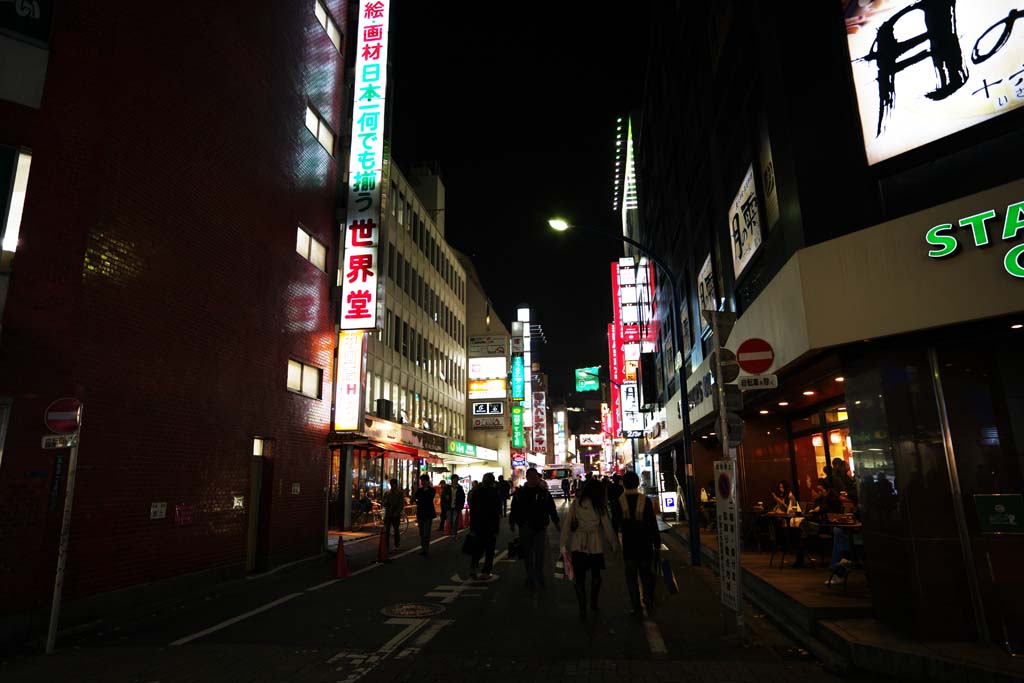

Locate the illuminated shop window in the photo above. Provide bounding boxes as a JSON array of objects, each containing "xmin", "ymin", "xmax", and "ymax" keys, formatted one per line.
[{"xmin": 287, "ymin": 359, "xmax": 322, "ymax": 399}]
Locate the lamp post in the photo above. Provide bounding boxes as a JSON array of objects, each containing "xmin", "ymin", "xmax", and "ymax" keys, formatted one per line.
[{"xmin": 550, "ymin": 218, "xmax": 701, "ymax": 567}]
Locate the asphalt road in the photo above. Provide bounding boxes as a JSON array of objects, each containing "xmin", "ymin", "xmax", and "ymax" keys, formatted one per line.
[{"xmin": 2, "ymin": 502, "xmax": 881, "ymax": 682}]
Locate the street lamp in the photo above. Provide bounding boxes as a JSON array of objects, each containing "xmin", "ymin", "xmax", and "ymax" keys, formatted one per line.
[{"xmin": 548, "ymin": 218, "xmax": 701, "ymax": 567}]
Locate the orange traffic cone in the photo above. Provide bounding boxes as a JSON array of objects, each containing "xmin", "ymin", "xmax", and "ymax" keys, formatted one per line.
[
  {"xmin": 335, "ymin": 539, "xmax": 349, "ymax": 579},
  {"xmin": 377, "ymin": 525, "xmax": 389, "ymax": 562}
]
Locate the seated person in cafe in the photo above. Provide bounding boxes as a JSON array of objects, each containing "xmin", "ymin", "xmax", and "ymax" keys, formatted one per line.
[
  {"xmin": 358, "ymin": 494, "xmax": 374, "ymax": 515},
  {"xmin": 770, "ymin": 480, "xmax": 800, "ymax": 514},
  {"xmin": 807, "ymin": 480, "xmax": 842, "ymax": 521},
  {"xmin": 825, "ymin": 457, "xmax": 858, "ymax": 503}
]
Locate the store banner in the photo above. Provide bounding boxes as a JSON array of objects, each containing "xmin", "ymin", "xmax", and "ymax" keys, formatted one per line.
[
  {"xmin": 697, "ymin": 254, "xmax": 716, "ymax": 332},
  {"xmin": 334, "ymin": 330, "xmax": 366, "ymax": 431},
  {"xmin": 532, "ymin": 391, "xmax": 548, "ymax": 454}
]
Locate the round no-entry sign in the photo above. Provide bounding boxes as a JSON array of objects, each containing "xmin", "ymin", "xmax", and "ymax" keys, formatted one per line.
[
  {"xmin": 736, "ymin": 338, "xmax": 774, "ymax": 375},
  {"xmin": 45, "ymin": 398, "xmax": 82, "ymax": 434}
]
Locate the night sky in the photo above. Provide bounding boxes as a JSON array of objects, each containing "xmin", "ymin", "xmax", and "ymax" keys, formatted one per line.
[{"xmin": 387, "ymin": 2, "xmax": 653, "ymax": 402}]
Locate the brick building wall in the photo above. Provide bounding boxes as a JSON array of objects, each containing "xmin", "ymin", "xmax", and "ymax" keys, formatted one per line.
[{"xmin": 0, "ymin": 0, "xmax": 348, "ymax": 618}]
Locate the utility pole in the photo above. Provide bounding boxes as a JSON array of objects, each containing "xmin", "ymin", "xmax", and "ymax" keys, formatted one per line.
[{"xmin": 705, "ymin": 309, "xmax": 745, "ymax": 640}]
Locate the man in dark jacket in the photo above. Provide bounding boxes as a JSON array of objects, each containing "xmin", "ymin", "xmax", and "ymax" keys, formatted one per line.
[
  {"xmin": 496, "ymin": 475, "xmax": 511, "ymax": 517},
  {"xmin": 509, "ymin": 467, "xmax": 559, "ymax": 589},
  {"xmin": 468, "ymin": 473, "xmax": 501, "ymax": 578},
  {"xmin": 560, "ymin": 476, "xmax": 571, "ymax": 503},
  {"xmin": 438, "ymin": 480, "xmax": 451, "ymax": 533},
  {"xmin": 619, "ymin": 471, "xmax": 658, "ymax": 616},
  {"xmin": 607, "ymin": 474, "xmax": 625, "ymax": 533},
  {"xmin": 413, "ymin": 474, "xmax": 436, "ymax": 557}
]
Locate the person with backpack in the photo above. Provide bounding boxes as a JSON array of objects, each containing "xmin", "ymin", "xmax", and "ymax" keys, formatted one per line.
[
  {"xmin": 496, "ymin": 475, "xmax": 511, "ymax": 517},
  {"xmin": 560, "ymin": 478, "xmax": 618, "ymax": 618},
  {"xmin": 509, "ymin": 467, "xmax": 559, "ymax": 589},
  {"xmin": 413, "ymin": 474, "xmax": 436, "ymax": 557},
  {"xmin": 619, "ymin": 471, "xmax": 659, "ymax": 616}
]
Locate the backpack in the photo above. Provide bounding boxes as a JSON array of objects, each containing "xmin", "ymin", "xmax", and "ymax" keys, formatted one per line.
[{"xmin": 620, "ymin": 492, "xmax": 647, "ymax": 521}]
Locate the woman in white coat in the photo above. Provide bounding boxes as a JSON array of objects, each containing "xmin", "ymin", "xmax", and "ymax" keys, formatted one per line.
[{"xmin": 560, "ymin": 477, "xmax": 619, "ymax": 619}]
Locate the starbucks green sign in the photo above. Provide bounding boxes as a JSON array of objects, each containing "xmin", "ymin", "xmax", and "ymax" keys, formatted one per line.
[
  {"xmin": 575, "ymin": 367, "xmax": 600, "ymax": 392},
  {"xmin": 926, "ymin": 201, "xmax": 1024, "ymax": 277}
]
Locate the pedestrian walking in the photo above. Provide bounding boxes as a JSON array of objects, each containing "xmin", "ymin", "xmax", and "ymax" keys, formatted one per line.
[
  {"xmin": 496, "ymin": 475, "xmax": 511, "ymax": 517},
  {"xmin": 438, "ymin": 480, "xmax": 451, "ymax": 534},
  {"xmin": 509, "ymin": 467, "xmax": 559, "ymax": 589},
  {"xmin": 618, "ymin": 471, "xmax": 659, "ymax": 616},
  {"xmin": 560, "ymin": 478, "xmax": 618, "ymax": 619},
  {"xmin": 607, "ymin": 474, "xmax": 624, "ymax": 534},
  {"xmin": 467, "ymin": 473, "xmax": 500, "ymax": 579},
  {"xmin": 448, "ymin": 475, "xmax": 466, "ymax": 537},
  {"xmin": 560, "ymin": 476, "xmax": 571, "ymax": 503},
  {"xmin": 382, "ymin": 478, "xmax": 406, "ymax": 551},
  {"xmin": 413, "ymin": 474, "xmax": 436, "ymax": 557}
]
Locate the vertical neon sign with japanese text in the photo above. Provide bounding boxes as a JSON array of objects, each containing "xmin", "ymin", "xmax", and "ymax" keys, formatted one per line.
[{"xmin": 340, "ymin": 0, "xmax": 391, "ymax": 330}]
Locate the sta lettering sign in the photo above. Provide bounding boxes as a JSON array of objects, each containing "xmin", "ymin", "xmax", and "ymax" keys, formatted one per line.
[{"xmin": 926, "ymin": 201, "xmax": 1024, "ymax": 278}]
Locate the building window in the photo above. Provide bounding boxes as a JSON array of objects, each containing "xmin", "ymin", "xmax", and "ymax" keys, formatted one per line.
[
  {"xmin": 314, "ymin": 0, "xmax": 342, "ymax": 52},
  {"xmin": 296, "ymin": 226, "xmax": 327, "ymax": 271},
  {"xmin": 304, "ymin": 104, "xmax": 335, "ymax": 155},
  {"xmin": 287, "ymin": 359, "xmax": 322, "ymax": 399},
  {"xmin": 2, "ymin": 150, "xmax": 32, "ymax": 253},
  {"xmin": 253, "ymin": 437, "xmax": 265, "ymax": 457}
]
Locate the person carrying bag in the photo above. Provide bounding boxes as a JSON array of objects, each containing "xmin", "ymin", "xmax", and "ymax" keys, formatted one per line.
[
  {"xmin": 619, "ymin": 471, "xmax": 659, "ymax": 617},
  {"xmin": 559, "ymin": 478, "xmax": 618, "ymax": 619}
]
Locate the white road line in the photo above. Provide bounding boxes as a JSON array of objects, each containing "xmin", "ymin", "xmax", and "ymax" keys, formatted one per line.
[
  {"xmin": 643, "ymin": 617, "xmax": 668, "ymax": 656},
  {"xmin": 169, "ymin": 593, "xmax": 302, "ymax": 646},
  {"xmin": 412, "ymin": 619, "xmax": 454, "ymax": 646},
  {"xmin": 174, "ymin": 529, "xmax": 468, "ymax": 644},
  {"xmin": 380, "ymin": 618, "xmax": 429, "ymax": 651},
  {"xmin": 245, "ymin": 553, "xmax": 322, "ymax": 580}
]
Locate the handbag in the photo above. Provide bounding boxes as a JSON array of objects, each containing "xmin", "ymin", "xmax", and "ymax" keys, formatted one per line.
[
  {"xmin": 660, "ymin": 556, "xmax": 679, "ymax": 594},
  {"xmin": 555, "ymin": 551, "xmax": 575, "ymax": 581}
]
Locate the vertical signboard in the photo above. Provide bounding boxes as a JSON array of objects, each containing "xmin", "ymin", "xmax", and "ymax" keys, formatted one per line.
[
  {"xmin": 532, "ymin": 391, "xmax": 548, "ymax": 455},
  {"xmin": 697, "ymin": 254, "xmax": 716, "ymax": 332},
  {"xmin": 334, "ymin": 330, "xmax": 367, "ymax": 431},
  {"xmin": 340, "ymin": 0, "xmax": 392, "ymax": 330},
  {"xmin": 510, "ymin": 404, "xmax": 524, "ymax": 448},
  {"xmin": 759, "ymin": 126, "xmax": 779, "ymax": 230},
  {"xmin": 511, "ymin": 355, "xmax": 525, "ymax": 401},
  {"xmin": 714, "ymin": 460, "xmax": 740, "ymax": 612},
  {"xmin": 729, "ymin": 163, "xmax": 763, "ymax": 279},
  {"xmin": 607, "ymin": 323, "xmax": 622, "ymax": 437}
]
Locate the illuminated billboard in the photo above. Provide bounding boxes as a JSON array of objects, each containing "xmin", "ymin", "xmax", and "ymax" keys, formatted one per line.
[
  {"xmin": 340, "ymin": 0, "xmax": 392, "ymax": 329},
  {"xmin": 844, "ymin": 1, "xmax": 1024, "ymax": 165},
  {"xmin": 511, "ymin": 404, "xmax": 524, "ymax": 448},
  {"xmin": 468, "ymin": 378, "xmax": 507, "ymax": 400},
  {"xmin": 469, "ymin": 356, "xmax": 507, "ymax": 380},
  {"xmin": 333, "ymin": 331, "xmax": 366, "ymax": 431},
  {"xmin": 510, "ymin": 355, "xmax": 525, "ymax": 400},
  {"xmin": 575, "ymin": 367, "xmax": 600, "ymax": 392}
]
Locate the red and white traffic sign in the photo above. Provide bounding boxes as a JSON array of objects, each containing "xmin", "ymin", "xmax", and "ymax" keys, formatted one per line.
[
  {"xmin": 44, "ymin": 398, "xmax": 82, "ymax": 434},
  {"xmin": 736, "ymin": 338, "xmax": 774, "ymax": 375}
]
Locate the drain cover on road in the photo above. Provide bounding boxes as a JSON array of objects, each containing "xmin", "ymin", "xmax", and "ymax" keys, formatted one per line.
[{"xmin": 380, "ymin": 603, "xmax": 446, "ymax": 618}]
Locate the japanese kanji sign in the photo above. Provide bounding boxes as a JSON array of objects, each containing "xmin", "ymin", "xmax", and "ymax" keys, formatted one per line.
[
  {"xmin": 845, "ymin": 0, "xmax": 1024, "ymax": 165},
  {"xmin": 532, "ymin": 391, "xmax": 548, "ymax": 454},
  {"xmin": 334, "ymin": 330, "xmax": 366, "ymax": 431},
  {"xmin": 697, "ymin": 254, "xmax": 716, "ymax": 332},
  {"xmin": 729, "ymin": 163, "xmax": 762, "ymax": 279},
  {"xmin": 340, "ymin": 0, "xmax": 392, "ymax": 329}
]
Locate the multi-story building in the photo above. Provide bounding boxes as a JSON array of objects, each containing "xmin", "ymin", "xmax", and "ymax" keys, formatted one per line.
[
  {"xmin": 629, "ymin": 0, "xmax": 1023, "ymax": 657},
  {"xmin": 328, "ymin": 162, "xmax": 471, "ymax": 529},
  {"xmin": 0, "ymin": 0, "xmax": 348, "ymax": 638},
  {"xmin": 456, "ymin": 250, "xmax": 511, "ymax": 480}
]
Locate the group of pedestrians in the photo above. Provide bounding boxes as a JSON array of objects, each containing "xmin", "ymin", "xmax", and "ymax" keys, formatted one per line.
[{"xmin": 403, "ymin": 467, "xmax": 662, "ymax": 620}]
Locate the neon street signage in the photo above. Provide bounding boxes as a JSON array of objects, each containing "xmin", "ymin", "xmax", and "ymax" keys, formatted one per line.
[
  {"xmin": 334, "ymin": 330, "xmax": 366, "ymax": 430},
  {"xmin": 340, "ymin": 0, "xmax": 392, "ymax": 329},
  {"xmin": 926, "ymin": 201, "xmax": 1024, "ymax": 277},
  {"xmin": 447, "ymin": 440, "xmax": 477, "ymax": 457},
  {"xmin": 511, "ymin": 355, "xmax": 525, "ymax": 400},
  {"xmin": 575, "ymin": 367, "xmax": 600, "ymax": 392},
  {"xmin": 511, "ymin": 404, "xmax": 524, "ymax": 448}
]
